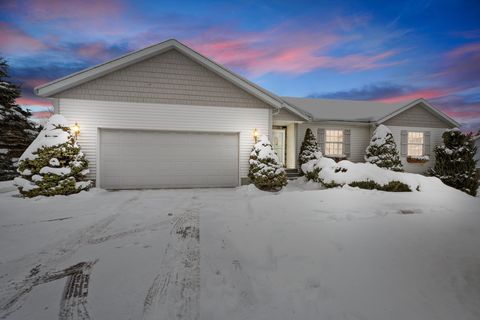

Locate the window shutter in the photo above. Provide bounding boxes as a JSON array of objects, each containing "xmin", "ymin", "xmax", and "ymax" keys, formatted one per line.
[
  {"xmin": 317, "ymin": 128, "xmax": 325, "ymax": 153},
  {"xmin": 423, "ymin": 131, "xmax": 431, "ymax": 156},
  {"xmin": 400, "ymin": 130, "xmax": 408, "ymax": 156},
  {"xmin": 343, "ymin": 129, "xmax": 351, "ymax": 158}
]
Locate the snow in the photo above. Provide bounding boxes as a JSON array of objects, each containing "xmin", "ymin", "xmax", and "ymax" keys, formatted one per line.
[
  {"xmin": 302, "ymin": 157, "xmax": 436, "ymax": 190},
  {"xmin": 0, "ymin": 149, "xmax": 8, "ymax": 155},
  {"xmin": 12, "ymin": 177, "xmax": 39, "ymax": 191},
  {"xmin": 0, "ymin": 184, "xmax": 479, "ymax": 320},
  {"xmin": 49, "ymin": 158, "xmax": 60, "ymax": 167},
  {"xmin": 369, "ymin": 124, "xmax": 391, "ymax": 146},
  {"xmin": 39, "ymin": 166, "xmax": 71, "ymax": 176},
  {"xmin": 19, "ymin": 115, "xmax": 70, "ymax": 161}
]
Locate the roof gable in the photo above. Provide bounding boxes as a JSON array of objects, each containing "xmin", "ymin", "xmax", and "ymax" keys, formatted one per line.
[
  {"xmin": 35, "ymin": 39, "xmax": 309, "ymax": 120},
  {"xmin": 378, "ymin": 99, "xmax": 459, "ymax": 128}
]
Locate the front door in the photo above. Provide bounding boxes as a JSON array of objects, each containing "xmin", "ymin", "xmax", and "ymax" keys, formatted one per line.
[{"xmin": 272, "ymin": 129, "xmax": 286, "ymax": 166}]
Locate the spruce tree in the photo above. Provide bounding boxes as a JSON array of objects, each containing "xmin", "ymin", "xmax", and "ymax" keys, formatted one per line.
[
  {"xmin": 0, "ymin": 57, "xmax": 40, "ymax": 181},
  {"xmin": 365, "ymin": 124, "xmax": 403, "ymax": 171},
  {"xmin": 14, "ymin": 115, "xmax": 92, "ymax": 197},
  {"xmin": 430, "ymin": 129, "xmax": 478, "ymax": 196},
  {"xmin": 298, "ymin": 128, "xmax": 319, "ymax": 175},
  {"xmin": 248, "ymin": 135, "xmax": 287, "ymax": 191}
]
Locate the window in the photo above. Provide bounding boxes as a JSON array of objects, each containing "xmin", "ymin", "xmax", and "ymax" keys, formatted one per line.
[
  {"xmin": 325, "ymin": 130, "xmax": 344, "ymax": 156},
  {"xmin": 407, "ymin": 132, "xmax": 424, "ymax": 156}
]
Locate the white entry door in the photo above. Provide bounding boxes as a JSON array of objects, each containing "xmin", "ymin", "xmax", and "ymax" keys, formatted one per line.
[
  {"xmin": 99, "ymin": 129, "xmax": 239, "ymax": 189},
  {"xmin": 272, "ymin": 129, "xmax": 285, "ymax": 166}
]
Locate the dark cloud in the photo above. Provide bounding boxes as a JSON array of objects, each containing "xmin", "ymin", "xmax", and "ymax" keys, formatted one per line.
[{"xmin": 308, "ymin": 83, "xmax": 413, "ymax": 100}]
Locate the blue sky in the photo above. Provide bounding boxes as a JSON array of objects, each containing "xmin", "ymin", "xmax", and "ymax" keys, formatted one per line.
[{"xmin": 1, "ymin": 0, "xmax": 479, "ymax": 131}]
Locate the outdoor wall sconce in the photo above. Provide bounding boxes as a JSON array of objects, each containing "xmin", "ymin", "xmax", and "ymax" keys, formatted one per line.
[
  {"xmin": 253, "ymin": 128, "xmax": 259, "ymax": 143},
  {"xmin": 71, "ymin": 122, "xmax": 80, "ymax": 138}
]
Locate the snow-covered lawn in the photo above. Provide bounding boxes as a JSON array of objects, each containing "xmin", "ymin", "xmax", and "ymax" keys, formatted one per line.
[{"xmin": 0, "ymin": 181, "xmax": 479, "ymax": 319}]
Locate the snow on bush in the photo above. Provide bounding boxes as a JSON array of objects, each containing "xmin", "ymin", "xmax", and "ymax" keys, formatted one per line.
[
  {"xmin": 14, "ymin": 115, "xmax": 92, "ymax": 197},
  {"xmin": 298, "ymin": 128, "xmax": 320, "ymax": 175},
  {"xmin": 365, "ymin": 124, "xmax": 403, "ymax": 171},
  {"xmin": 301, "ymin": 154, "xmax": 434, "ymax": 192},
  {"xmin": 429, "ymin": 128, "xmax": 478, "ymax": 196},
  {"xmin": 248, "ymin": 135, "xmax": 287, "ymax": 191}
]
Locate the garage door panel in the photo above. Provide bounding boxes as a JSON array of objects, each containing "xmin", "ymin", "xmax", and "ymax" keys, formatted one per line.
[{"xmin": 100, "ymin": 129, "xmax": 239, "ymax": 189}]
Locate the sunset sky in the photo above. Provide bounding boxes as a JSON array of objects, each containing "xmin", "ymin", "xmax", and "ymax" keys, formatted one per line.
[{"xmin": 1, "ymin": 0, "xmax": 479, "ymax": 131}]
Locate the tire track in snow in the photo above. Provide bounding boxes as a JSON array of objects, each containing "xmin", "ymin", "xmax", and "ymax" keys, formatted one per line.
[
  {"xmin": 0, "ymin": 192, "xmax": 142, "ymax": 318},
  {"xmin": 143, "ymin": 195, "xmax": 200, "ymax": 320}
]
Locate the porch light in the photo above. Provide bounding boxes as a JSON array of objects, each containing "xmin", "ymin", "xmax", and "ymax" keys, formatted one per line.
[
  {"xmin": 253, "ymin": 128, "xmax": 259, "ymax": 143},
  {"xmin": 71, "ymin": 122, "xmax": 80, "ymax": 138}
]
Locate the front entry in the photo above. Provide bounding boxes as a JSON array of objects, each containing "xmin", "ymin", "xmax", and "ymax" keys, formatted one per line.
[{"xmin": 272, "ymin": 129, "xmax": 286, "ymax": 166}]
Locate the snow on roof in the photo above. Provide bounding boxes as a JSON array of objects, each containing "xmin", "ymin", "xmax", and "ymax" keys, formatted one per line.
[{"xmin": 281, "ymin": 97, "xmax": 413, "ymax": 122}]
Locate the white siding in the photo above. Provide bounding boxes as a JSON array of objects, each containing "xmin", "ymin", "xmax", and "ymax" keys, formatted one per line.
[
  {"xmin": 59, "ymin": 98, "xmax": 269, "ymax": 181},
  {"xmin": 387, "ymin": 125, "xmax": 446, "ymax": 174},
  {"xmin": 286, "ymin": 123, "xmax": 296, "ymax": 168},
  {"xmin": 296, "ymin": 123, "xmax": 371, "ymax": 165}
]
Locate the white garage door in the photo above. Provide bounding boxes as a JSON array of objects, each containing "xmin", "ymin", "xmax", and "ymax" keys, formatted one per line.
[{"xmin": 99, "ymin": 129, "xmax": 239, "ymax": 189}]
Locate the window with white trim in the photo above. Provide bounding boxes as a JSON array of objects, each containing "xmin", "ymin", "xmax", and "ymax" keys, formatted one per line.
[
  {"xmin": 325, "ymin": 130, "xmax": 344, "ymax": 156},
  {"xmin": 407, "ymin": 132, "xmax": 424, "ymax": 156}
]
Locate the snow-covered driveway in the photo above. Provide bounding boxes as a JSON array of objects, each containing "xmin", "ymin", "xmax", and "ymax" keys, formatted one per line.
[{"xmin": 0, "ymin": 181, "xmax": 479, "ymax": 320}]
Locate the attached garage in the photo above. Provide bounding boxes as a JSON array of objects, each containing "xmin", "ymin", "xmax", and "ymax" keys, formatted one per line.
[{"xmin": 99, "ymin": 129, "xmax": 239, "ymax": 189}]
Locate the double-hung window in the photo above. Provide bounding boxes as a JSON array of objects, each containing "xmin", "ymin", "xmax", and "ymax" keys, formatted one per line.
[
  {"xmin": 324, "ymin": 130, "xmax": 344, "ymax": 156},
  {"xmin": 407, "ymin": 132, "xmax": 424, "ymax": 156}
]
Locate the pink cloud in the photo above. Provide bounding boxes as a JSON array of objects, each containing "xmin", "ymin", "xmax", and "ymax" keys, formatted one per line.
[
  {"xmin": 17, "ymin": 97, "xmax": 52, "ymax": 107},
  {"xmin": 447, "ymin": 42, "xmax": 480, "ymax": 58},
  {"xmin": 31, "ymin": 110, "xmax": 54, "ymax": 119},
  {"xmin": 0, "ymin": 22, "xmax": 46, "ymax": 54},
  {"xmin": 186, "ymin": 26, "xmax": 398, "ymax": 76}
]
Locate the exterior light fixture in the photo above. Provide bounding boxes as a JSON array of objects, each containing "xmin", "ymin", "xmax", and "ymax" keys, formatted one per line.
[
  {"xmin": 253, "ymin": 128, "xmax": 259, "ymax": 143},
  {"xmin": 71, "ymin": 122, "xmax": 80, "ymax": 138}
]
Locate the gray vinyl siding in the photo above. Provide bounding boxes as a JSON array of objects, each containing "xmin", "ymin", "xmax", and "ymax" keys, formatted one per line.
[
  {"xmin": 382, "ymin": 104, "xmax": 454, "ymax": 128},
  {"xmin": 296, "ymin": 123, "xmax": 371, "ymax": 166},
  {"xmin": 273, "ymin": 108, "xmax": 305, "ymax": 122},
  {"xmin": 54, "ymin": 49, "xmax": 270, "ymax": 109},
  {"xmin": 387, "ymin": 126, "xmax": 446, "ymax": 174}
]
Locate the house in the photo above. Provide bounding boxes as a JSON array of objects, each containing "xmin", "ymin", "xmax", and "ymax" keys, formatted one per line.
[{"xmin": 34, "ymin": 39, "xmax": 459, "ymax": 189}]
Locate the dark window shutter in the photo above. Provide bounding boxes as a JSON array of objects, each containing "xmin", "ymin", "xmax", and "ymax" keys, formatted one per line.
[
  {"xmin": 423, "ymin": 131, "xmax": 431, "ymax": 156},
  {"xmin": 343, "ymin": 129, "xmax": 351, "ymax": 157},
  {"xmin": 317, "ymin": 128, "xmax": 325, "ymax": 154},
  {"xmin": 401, "ymin": 130, "xmax": 408, "ymax": 156}
]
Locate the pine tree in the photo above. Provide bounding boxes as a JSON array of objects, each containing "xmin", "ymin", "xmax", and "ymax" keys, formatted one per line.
[
  {"xmin": 298, "ymin": 128, "xmax": 319, "ymax": 175},
  {"xmin": 14, "ymin": 115, "xmax": 92, "ymax": 197},
  {"xmin": 248, "ymin": 135, "xmax": 287, "ymax": 191},
  {"xmin": 0, "ymin": 57, "xmax": 40, "ymax": 181},
  {"xmin": 365, "ymin": 124, "xmax": 403, "ymax": 171},
  {"xmin": 430, "ymin": 129, "xmax": 478, "ymax": 196}
]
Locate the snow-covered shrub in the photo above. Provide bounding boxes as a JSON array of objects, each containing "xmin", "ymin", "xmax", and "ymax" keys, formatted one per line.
[
  {"xmin": 298, "ymin": 128, "xmax": 320, "ymax": 175},
  {"xmin": 365, "ymin": 125, "xmax": 403, "ymax": 171},
  {"xmin": 248, "ymin": 135, "xmax": 287, "ymax": 191},
  {"xmin": 302, "ymin": 156, "xmax": 419, "ymax": 192},
  {"xmin": 429, "ymin": 129, "xmax": 478, "ymax": 196},
  {"xmin": 14, "ymin": 115, "xmax": 91, "ymax": 197},
  {"xmin": 0, "ymin": 57, "xmax": 40, "ymax": 181}
]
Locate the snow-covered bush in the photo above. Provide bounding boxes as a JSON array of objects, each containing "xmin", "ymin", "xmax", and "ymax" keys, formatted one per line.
[
  {"xmin": 429, "ymin": 129, "xmax": 478, "ymax": 196},
  {"xmin": 0, "ymin": 57, "xmax": 40, "ymax": 181},
  {"xmin": 14, "ymin": 115, "xmax": 91, "ymax": 197},
  {"xmin": 302, "ymin": 155, "xmax": 419, "ymax": 192},
  {"xmin": 248, "ymin": 135, "xmax": 287, "ymax": 191},
  {"xmin": 365, "ymin": 125, "xmax": 403, "ymax": 171},
  {"xmin": 298, "ymin": 128, "xmax": 320, "ymax": 175}
]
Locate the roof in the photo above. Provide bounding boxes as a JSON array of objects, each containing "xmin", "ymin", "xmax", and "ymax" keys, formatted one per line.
[
  {"xmin": 35, "ymin": 39, "xmax": 309, "ymax": 121},
  {"xmin": 281, "ymin": 97, "xmax": 460, "ymax": 127}
]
